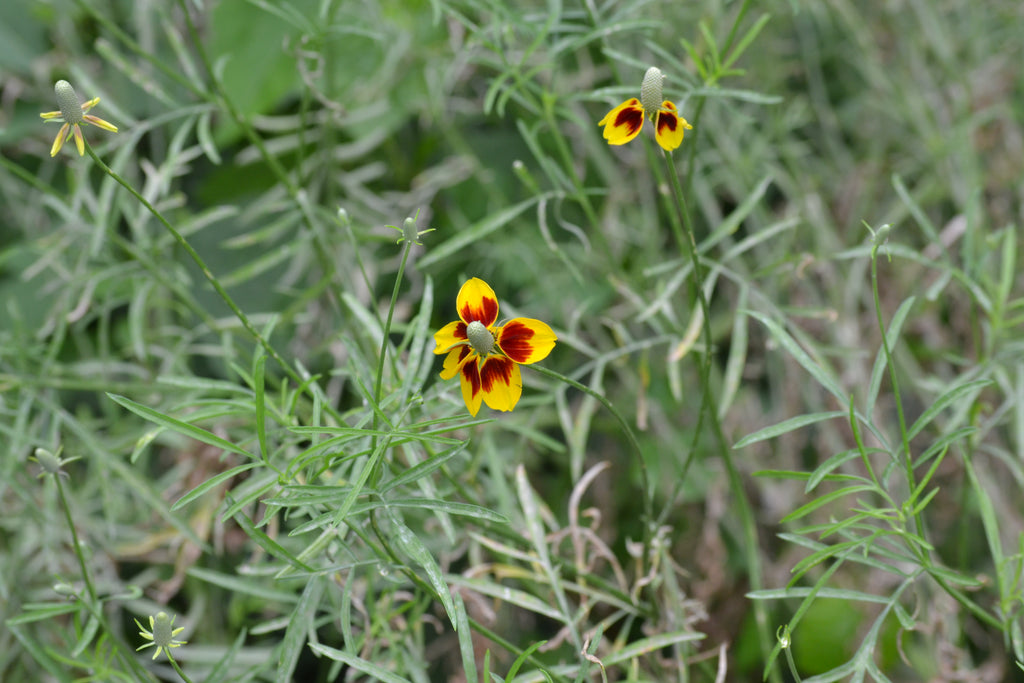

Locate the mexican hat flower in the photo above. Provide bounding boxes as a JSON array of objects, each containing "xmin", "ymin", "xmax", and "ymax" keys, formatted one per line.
[
  {"xmin": 40, "ymin": 80, "xmax": 118, "ymax": 157},
  {"xmin": 135, "ymin": 611, "xmax": 187, "ymax": 661},
  {"xmin": 434, "ymin": 278, "xmax": 557, "ymax": 416},
  {"xmin": 598, "ymin": 66, "xmax": 692, "ymax": 152}
]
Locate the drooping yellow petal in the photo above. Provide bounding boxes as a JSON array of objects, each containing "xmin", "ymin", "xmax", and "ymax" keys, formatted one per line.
[
  {"xmin": 456, "ymin": 278, "xmax": 499, "ymax": 327},
  {"xmin": 496, "ymin": 318, "xmax": 557, "ymax": 365},
  {"xmin": 72, "ymin": 124, "xmax": 85, "ymax": 155},
  {"xmin": 480, "ymin": 356, "xmax": 521, "ymax": 412},
  {"xmin": 84, "ymin": 114, "xmax": 118, "ymax": 133},
  {"xmin": 434, "ymin": 320, "xmax": 467, "ymax": 355},
  {"xmin": 459, "ymin": 358, "xmax": 484, "ymax": 416},
  {"xmin": 50, "ymin": 122, "xmax": 70, "ymax": 157},
  {"xmin": 654, "ymin": 101, "xmax": 691, "ymax": 152},
  {"xmin": 598, "ymin": 98, "xmax": 645, "ymax": 146}
]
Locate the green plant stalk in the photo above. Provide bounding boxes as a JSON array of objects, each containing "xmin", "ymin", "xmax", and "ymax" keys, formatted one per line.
[
  {"xmin": 782, "ymin": 643, "xmax": 803, "ymax": 683},
  {"xmin": 530, "ymin": 364, "xmax": 652, "ymax": 527},
  {"xmin": 55, "ymin": 477, "xmax": 97, "ymax": 604},
  {"xmin": 176, "ymin": 0, "xmax": 343, "ymax": 314},
  {"xmin": 374, "ymin": 240, "xmax": 413, "ymax": 412},
  {"xmin": 168, "ymin": 654, "xmax": 195, "ymax": 683},
  {"xmin": 661, "ymin": 148, "xmax": 776, "ymax": 679},
  {"xmin": 83, "ymin": 142, "xmax": 341, "ymax": 423},
  {"xmin": 369, "ymin": 239, "xmax": 414, "ymax": 484},
  {"xmin": 869, "ymin": 244, "xmax": 921, "ymax": 532},
  {"xmin": 55, "ymin": 479, "xmax": 156, "ymax": 681}
]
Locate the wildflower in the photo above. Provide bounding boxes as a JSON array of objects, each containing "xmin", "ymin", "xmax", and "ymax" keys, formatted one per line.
[
  {"xmin": 386, "ymin": 208, "xmax": 434, "ymax": 245},
  {"xmin": 29, "ymin": 446, "xmax": 79, "ymax": 479},
  {"xmin": 598, "ymin": 67, "xmax": 692, "ymax": 151},
  {"xmin": 434, "ymin": 278, "xmax": 556, "ymax": 416},
  {"xmin": 40, "ymin": 80, "xmax": 118, "ymax": 157},
  {"xmin": 135, "ymin": 611, "xmax": 186, "ymax": 661}
]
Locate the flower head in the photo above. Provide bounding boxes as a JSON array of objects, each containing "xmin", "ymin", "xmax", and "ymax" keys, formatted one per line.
[
  {"xmin": 598, "ymin": 67, "xmax": 692, "ymax": 152},
  {"xmin": 434, "ymin": 278, "xmax": 556, "ymax": 416},
  {"xmin": 136, "ymin": 611, "xmax": 186, "ymax": 661},
  {"xmin": 40, "ymin": 80, "xmax": 118, "ymax": 157},
  {"xmin": 29, "ymin": 446, "xmax": 79, "ymax": 480}
]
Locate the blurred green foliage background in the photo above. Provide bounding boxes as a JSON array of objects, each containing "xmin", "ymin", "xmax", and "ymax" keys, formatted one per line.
[{"xmin": 2, "ymin": 0, "xmax": 1024, "ymax": 681}]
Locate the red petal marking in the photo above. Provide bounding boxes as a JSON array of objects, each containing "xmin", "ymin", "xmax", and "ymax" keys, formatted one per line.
[
  {"xmin": 460, "ymin": 357, "xmax": 482, "ymax": 397},
  {"xmin": 454, "ymin": 322, "xmax": 468, "ymax": 340},
  {"xmin": 459, "ymin": 296, "xmax": 498, "ymax": 326},
  {"xmin": 657, "ymin": 110, "xmax": 678, "ymax": 135},
  {"xmin": 497, "ymin": 320, "xmax": 536, "ymax": 363},
  {"xmin": 614, "ymin": 107, "xmax": 644, "ymax": 137},
  {"xmin": 480, "ymin": 356, "xmax": 514, "ymax": 393}
]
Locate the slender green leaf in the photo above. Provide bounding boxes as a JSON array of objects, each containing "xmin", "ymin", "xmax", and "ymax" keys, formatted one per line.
[
  {"xmin": 107, "ymin": 393, "xmax": 254, "ymax": 459},
  {"xmin": 735, "ymin": 411, "xmax": 845, "ymax": 449}
]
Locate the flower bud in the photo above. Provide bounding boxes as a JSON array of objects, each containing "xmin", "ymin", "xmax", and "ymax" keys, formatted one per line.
[
  {"xmin": 34, "ymin": 447, "xmax": 64, "ymax": 475},
  {"xmin": 54, "ymin": 80, "xmax": 83, "ymax": 125},
  {"xmin": 466, "ymin": 321, "xmax": 495, "ymax": 356},
  {"xmin": 640, "ymin": 67, "xmax": 664, "ymax": 116}
]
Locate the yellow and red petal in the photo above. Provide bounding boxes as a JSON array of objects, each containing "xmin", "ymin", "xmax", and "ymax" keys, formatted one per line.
[
  {"xmin": 434, "ymin": 320, "xmax": 468, "ymax": 354},
  {"xmin": 458, "ymin": 357, "xmax": 485, "ymax": 416},
  {"xmin": 50, "ymin": 122, "xmax": 70, "ymax": 157},
  {"xmin": 441, "ymin": 346, "xmax": 475, "ymax": 380},
  {"xmin": 84, "ymin": 114, "xmax": 118, "ymax": 133},
  {"xmin": 598, "ymin": 98, "xmax": 645, "ymax": 146},
  {"xmin": 480, "ymin": 356, "xmax": 522, "ymax": 413},
  {"xmin": 81, "ymin": 96, "xmax": 101, "ymax": 113},
  {"xmin": 72, "ymin": 124, "xmax": 85, "ymax": 155},
  {"xmin": 40, "ymin": 110, "xmax": 63, "ymax": 120},
  {"xmin": 456, "ymin": 277, "xmax": 499, "ymax": 327},
  {"xmin": 496, "ymin": 318, "xmax": 557, "ymax": 365},
  {"xmin": 654, "ymin": 101, "xmax": 692, "ymax": 152}
]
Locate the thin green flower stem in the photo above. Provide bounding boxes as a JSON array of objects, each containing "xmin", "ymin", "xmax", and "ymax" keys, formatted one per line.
[
  {"xmin": 83, "ymin": 141, "xmax": 340, "ymax": 422},
  {"xmin": 167, "ymin": 654, "xmax": 195, "ymax": 683},
  {"xmin": 54, "ymin": 480, "xmax": 157, "ymax": 681},
  {"xmin": 782, "ymin": 644, "xmax": 803, "ymax": 683},
  {"xmin": 176, "ymin": 0, "xmax": 342, "ymax": 313},
  {"xmin": 530, "ymin": 364, "xmax": 652, "ymax": 525},
  {"xmin": 662, "ymin": 148, "xmax": 777, "ymax": 681},
  {"xmin": 55, "ymin": 477, "xmax": 97, "ymax": 603},
  {"xmin": 369, "ymin": 239, "xmax": 414, "ymax": 483},
  {"xmin": 869, "ymin": 245, "xmax": 921, "ymax": 532}
]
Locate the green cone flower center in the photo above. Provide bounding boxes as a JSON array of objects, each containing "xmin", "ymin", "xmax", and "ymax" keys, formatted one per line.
[
  {"xmin": 54, "ymin": 80, "xmax": 83, "ymax": 125},
  {"xmin": 640, "ymin": 66, "xmax": 664, "ymax": 117},
  {"xmin": 466, "ymin": 321, "xmax": 495, "ymax": 356}
]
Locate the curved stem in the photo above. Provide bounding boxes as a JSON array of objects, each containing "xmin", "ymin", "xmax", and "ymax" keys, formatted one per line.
[
  {"xmin": 662, "ymin": 148, "xmax": 776, "ymax": 680},
  {"xmin": 369, "ymin": 239, "xmax": 414, "ymax": 484},
  {"xmin": 55, "ymin": 477, "xmax": 97, "ymax": 603},
  {"xmin": 83, "ymin": 142, "xmax": 339, "ymax": 421}
]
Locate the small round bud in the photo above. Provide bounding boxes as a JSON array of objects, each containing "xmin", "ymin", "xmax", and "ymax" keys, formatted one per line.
[
  {"xmin": 336, "ymin": 207, "xmax": 350, "ymax": 228},
  {"xmin": 54, "ymin": 80, "xmax": 84, "ymax": 125},
  {"xmin": 402, "ymin": 217, "xmax": 419, "ymax": 244},
  {"xmin": 53, "ymin": 582, "xmax": 77, "ymax": 597},
  {"xmin": 640, "ymin": 67, "xmax": 664, "ymax": 116},
  {"xmin": 466, "ymin": 320, "xmax": 495, "ymax": 356},
  {"xmin": 33, "ymin": 447, "xmax": 64, "ymax": 475}
]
